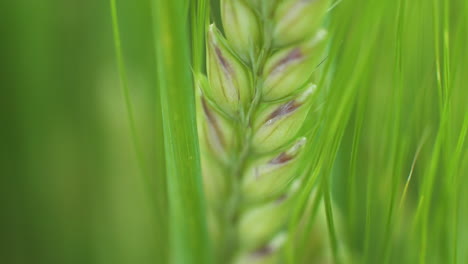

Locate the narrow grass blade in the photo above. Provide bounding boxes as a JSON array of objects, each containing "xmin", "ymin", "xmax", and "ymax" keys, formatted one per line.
[
  {"xmin": 152, "ymin": 0, "xmax": 211, "ymax": 263},
  {"xmin": 109, "ymin": 1, "xmax": 169, "ymax": 262}
]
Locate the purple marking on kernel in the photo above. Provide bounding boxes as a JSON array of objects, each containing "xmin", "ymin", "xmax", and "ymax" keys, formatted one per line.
[
  {"xmin": 264, "ymin": 100, "xmax": 300, "ymax": 126},
  {"xmin": 280, "ymin": 49, "xmax": 302, "ymax": 65},
  {"xmin": 250, "ymin": 245, "xmax": 275, "ymax": 259},
  {"xmin": 215, "ymin": 46, "xmax": 232, "ymax": 74},
  {"xmin": 201, "ymin": 97, "xmax": 225, "ymax": 146},
  {"xmin": 270, "ymin": 48, "xmax": 303, "ymax": 75},
  {"xmin": 202, "ymin": 98, "xmax": 216, "ymax": 123},
  {"xmin": 275, "ymin": 194, "xmax": 288, "ymax": 204},
  {"xmin": 269, "ymin": 152, "xmax": 294, "ymax": 165}
]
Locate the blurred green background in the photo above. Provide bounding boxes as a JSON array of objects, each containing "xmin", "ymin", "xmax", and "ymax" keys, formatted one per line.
[{"xmin": 1, "ymin": 1, "xmax": 164, "ymax": 263}]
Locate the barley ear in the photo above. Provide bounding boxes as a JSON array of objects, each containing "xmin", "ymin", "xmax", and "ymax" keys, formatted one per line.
[{"xmin": 197, "ymin": 0, "xmax": 331, "ymax": 262}]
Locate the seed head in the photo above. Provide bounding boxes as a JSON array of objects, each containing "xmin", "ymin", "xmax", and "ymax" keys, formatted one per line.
[
  {"xmin": 221, "ymin": 0, "xmax": 261, "ymax": 61},
  {"xmin": 242, "ymin": 138, "xmax": 307, "ymax": 202},
  {"xmin": 237, "ymin": 179, "xmax": 299, "ymax": 252},
  {"xmin": 273, "ymin": 0, "xmax": 330, "ymax": 46},
  {"xmin": 233, "ymin": 232, "xmax": 287, "ymax": 264},
  {"xmin": 207, "ymin": 24, "xmax": 253, "ymax": 116},
  {"xmin": 252, "ymin": 85, "xmax": 317, "ymax": 152},
  {"xmin": 200, "ymin": 96, "xmax": 236, "ymax": 163},
  {"xmin": 263, "ymin": 30, "xmax": 327, "ymax": 100}
]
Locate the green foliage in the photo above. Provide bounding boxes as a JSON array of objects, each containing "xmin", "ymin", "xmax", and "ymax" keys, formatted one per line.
[
  {"xmin": 152, "ymin": 0, "xmax": 211, "ymax": 263},
  {"xmin": 1, "ymin": 0, "xmax": 467, "ymax": 263}
]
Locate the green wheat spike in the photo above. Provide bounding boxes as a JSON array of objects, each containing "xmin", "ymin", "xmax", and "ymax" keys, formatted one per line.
[{"xmin": 196, "ymin": 0, "xmax": 332, "ymax": 263}]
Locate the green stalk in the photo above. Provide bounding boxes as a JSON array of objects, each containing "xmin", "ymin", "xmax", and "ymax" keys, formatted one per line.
[
  {"xmin": 152, "ymin": 0, "xmax": 211, "ymax": 263},
  {"xmin": 191, "ymin": 0, "xmax": 209, "ymax": 74}
]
